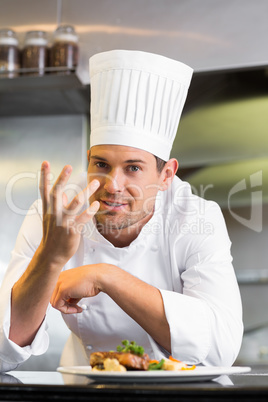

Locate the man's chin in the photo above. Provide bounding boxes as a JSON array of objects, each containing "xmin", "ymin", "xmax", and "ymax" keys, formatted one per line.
[
  {"xmin": 95, "ymin": 215, "xmax": 136, "ymax": 232},
  {"xmin": 94, "ymin": 209, "xmax": 152, "ymax": 232}
]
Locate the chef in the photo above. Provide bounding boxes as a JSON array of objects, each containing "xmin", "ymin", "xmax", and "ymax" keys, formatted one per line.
[{"xmin": 0, "ymin": 50, "xmax": 243, "ymax": 372}]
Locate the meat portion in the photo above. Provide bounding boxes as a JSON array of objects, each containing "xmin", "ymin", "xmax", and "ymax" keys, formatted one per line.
[{"xmin": 90, "ymin": 351, "xmax": 150, "ymax": 371}]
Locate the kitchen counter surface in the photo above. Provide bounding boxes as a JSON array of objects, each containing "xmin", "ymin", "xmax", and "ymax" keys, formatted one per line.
[{"xmin": 0, "ymin": 366, "xmax": 267, "ymax": 402}]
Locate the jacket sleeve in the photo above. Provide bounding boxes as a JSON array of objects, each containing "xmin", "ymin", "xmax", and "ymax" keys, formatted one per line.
[
  {"xmin": 0, "ymin": 200, "xmax": 50, "ymax": 372},
  {"xmin": 148, "ymin": 202, "xmax": 243, "ymax": 366}
]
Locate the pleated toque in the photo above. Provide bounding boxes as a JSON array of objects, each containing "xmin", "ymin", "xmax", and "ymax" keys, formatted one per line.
[{"xmin": 89, "ymin": 49, "xmax": 193, "ymax": 161}]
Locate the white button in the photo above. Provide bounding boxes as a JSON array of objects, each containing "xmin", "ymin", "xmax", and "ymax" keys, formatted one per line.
[
  {"xmin": 151, "ymin": 245, "xmax": 158, "ymax": 251},
  {"xmin": 86, "ymin": 345, "xmax": 93, "ymax": 350},
  {"xmin": 88, "ymin": 247, "xmax": 95, "ymax": 253}
]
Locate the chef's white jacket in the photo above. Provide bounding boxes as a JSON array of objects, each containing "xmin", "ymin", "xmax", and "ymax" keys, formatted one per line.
[{"xmin": 0, "ymin": 175, "xmax": 243, "ymax": 372}]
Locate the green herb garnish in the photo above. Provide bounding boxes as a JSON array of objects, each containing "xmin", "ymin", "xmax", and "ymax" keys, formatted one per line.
[
  {"xmin": 148, "ymin": 359, "xmax": 165, "ymax": 371},
  {"xmin": 116, "ymin": 340, "xmax": 144, "ymax": 356}
]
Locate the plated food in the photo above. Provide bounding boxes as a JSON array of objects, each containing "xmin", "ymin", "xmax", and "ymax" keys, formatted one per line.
[{"xmin": 89, "ymin": 340, "xmax": 195, "ymax": 372}]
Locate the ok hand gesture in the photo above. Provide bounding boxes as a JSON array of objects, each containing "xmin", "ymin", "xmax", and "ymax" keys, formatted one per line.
[{"xmin": 39, "ymin": 161, "xmax": 100, "ymax": 268}]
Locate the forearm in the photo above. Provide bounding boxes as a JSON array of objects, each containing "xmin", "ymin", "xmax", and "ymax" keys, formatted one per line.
[
  {"xmin": 51, "ymin": 263, "xmax": 171, "ymax": 352},
  {"xmin": 9, "ymin": 244, "xmax": 63, "ymax": 347},
  {"xmin": 99, "ymin": 265, "xmax": 171, "ymax": 353},
  {"xmin": 8, "ymin": 162, "xmax": 100, "ymax": 348}
]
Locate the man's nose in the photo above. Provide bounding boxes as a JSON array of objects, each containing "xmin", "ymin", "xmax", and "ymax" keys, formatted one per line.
[{"xmin": 104, "ymin": 169, "xmax": 125, "ymax": 193}]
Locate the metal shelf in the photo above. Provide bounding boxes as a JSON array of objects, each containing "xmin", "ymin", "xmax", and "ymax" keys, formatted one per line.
[{"xmin": 0, "ymin": 73, "xmax": 90, "ymax": 117}]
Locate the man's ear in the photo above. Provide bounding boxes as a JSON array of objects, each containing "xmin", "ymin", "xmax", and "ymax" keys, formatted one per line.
[{"xmin": 160, "ymin": 158, "xmax": 179, "ymax": 191}]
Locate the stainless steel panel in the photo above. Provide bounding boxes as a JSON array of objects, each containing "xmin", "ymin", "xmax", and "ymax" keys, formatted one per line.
[{"xmin": 0, "ymin": 114, "xmax": 87, "ymax": 370}]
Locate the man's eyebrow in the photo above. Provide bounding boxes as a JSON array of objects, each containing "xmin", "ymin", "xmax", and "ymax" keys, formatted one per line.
[
  {"xmin": 90, "ymin": 155, "xmax": 108, "ymax": 161},
  {"xmin": 124, "ymin": 159, "xmax": 146, "ymax": 164},
  {"xmin": 90, "ymin": 156, "xmax": 146, "ymax": 164}
]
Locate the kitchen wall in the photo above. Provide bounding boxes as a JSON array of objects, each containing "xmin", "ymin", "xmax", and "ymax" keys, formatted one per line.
[
  {"xmin": 223, "ymin": 206, "xmax": 268, "ymax": 364},
  {"xmin": 1, "ymin": 0, "xmax": 268, "ymax": 368},
  {"xmin": 1, "ymin": 0, "xmax": 268, "ymax": 83},
  {"xmin": 0, "ymin": 115, "xmax": 88, "ymax": 370}
]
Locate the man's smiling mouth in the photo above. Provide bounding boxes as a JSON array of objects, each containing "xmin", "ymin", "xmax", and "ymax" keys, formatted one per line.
[
  {"xmin": 101, "ymin": 200, "xmax": 129, "ymax": 208},
  {"xmin": 104, "ymin": 201, "xmax": 125, "ymax": 207}
]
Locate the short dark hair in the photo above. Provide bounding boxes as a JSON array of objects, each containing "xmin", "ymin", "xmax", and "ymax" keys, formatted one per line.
[{"xmin": 154, "ymin": 155, "xmax": 166, "ymax": 173}]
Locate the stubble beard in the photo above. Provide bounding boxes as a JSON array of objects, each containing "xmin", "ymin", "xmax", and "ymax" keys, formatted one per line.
[
  {"xmin": 94, "ymin": 202, "xmax": 154, "ymax": 237},
  {"xmin": 94, "ymin": 208, "xmax": 148, "ymax": 231},
  {"xmin": 92, "ymin": 188, "xmax": 156, "ymax": 238}
]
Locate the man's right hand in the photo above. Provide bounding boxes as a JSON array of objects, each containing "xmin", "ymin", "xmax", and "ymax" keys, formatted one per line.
[
  {"xmin": 9, "ymin": 161, "xmax": 100, "ymax": 347},
  {"xmin": 39, "ymin": 161, "xmax": 100, "ymax": 268}
]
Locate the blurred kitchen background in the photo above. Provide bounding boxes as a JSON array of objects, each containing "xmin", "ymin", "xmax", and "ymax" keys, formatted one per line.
[{"xmin": 0, "ymin": 0, "xmax": 268, "ymax": 370}]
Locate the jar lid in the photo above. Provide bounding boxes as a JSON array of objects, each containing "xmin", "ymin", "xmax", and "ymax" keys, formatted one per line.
[
  {"xmin": 53, "ymin": 25, "xmax": 78, "ymax": 43},
  {"xmin": 24, "ymin": 31, "xmax": 48, "ymax": 46},
  {"xmin": 0, "ymin": 28, "xmax": 18, "ymax": 45}
]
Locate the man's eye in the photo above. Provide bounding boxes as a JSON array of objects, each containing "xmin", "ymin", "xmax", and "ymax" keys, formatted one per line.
[
  {"xmin": 96, "ymin": 162, "xmax": 108, "ymax": 168},
  {"xmin": 127, "ymin": 165, "xmax": 140, "ymax": 172}
]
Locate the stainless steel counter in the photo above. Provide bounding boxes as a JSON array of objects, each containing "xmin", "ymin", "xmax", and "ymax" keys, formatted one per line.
[{"xmin": 0, "ymin": 366, "xmax": 267, "ymax": 401}]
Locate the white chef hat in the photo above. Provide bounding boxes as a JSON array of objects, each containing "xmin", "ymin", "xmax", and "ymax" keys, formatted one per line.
[{"xmin": 89, "ymin": 50, "xmax": 193, "ymax": 161}]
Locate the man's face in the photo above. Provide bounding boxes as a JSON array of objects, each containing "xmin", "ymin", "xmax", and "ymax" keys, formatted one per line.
[{"xmin": 87, "ymin": 145, "xmax": 165, "ymax": 233}]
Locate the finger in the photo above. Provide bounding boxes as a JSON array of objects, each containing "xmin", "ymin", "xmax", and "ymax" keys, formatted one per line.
[
  {"xmin": 61, "ymin": 305, "xmax": 83, "ymax": 314},
  {"xmin": 52, "ymin": 300, "xmax": 83, "ymax": 314},
  {"xmin": 50, "ymin": 165, "xmax": 72, "ymax": 214},
  {"xmin": 39, "ymin": 161, "xmax": 51, "ymax": 215},
  {"xmin": 50, "ymin": 278, "xmax": 83, "ymax": 313},
  {"xmin": 64, "ymin": 200, "xmax": 99, "ymax": 235},
  {"xmin": 62, "ymin": 192, "xmax": 68, "ymax": 208},
  {"xmin": 87, "ymin": 179, "xmax": 100, "ymax": 196},
  {"xmin": 67, "ymin": 180, "xmax": 100, "ymax": 213},
  {"xmin": 65, "ymin": 298, "xmax": 83, "ymax": 314},
  {"xmin": 75, "ymin": 201, "xmax": 100, "ymax": 226},
  {"xmin": 57, "ymin": 301, "xmax": 83, "ymax": 314},
  {"xmin": 51, "ymin": 293, "xmax": 83, "ymax": 314}
]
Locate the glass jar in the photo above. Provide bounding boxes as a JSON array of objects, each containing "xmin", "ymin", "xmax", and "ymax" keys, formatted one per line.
[
  {"xmin": 22, "ymin": 31, "xmax": 48, "ymax": 76},
  {"xmin": 49, "ymin": 25, "xmax": 79, "ymax": 74},
  {"xmin": 0, "ymin": 28, "xmax": 20, "ymax": 78}
]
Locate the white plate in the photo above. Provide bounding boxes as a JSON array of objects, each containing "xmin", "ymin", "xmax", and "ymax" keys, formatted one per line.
[{"xmin": 57, "ymin": 365, "xmax": 251, "ymax": 383}]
